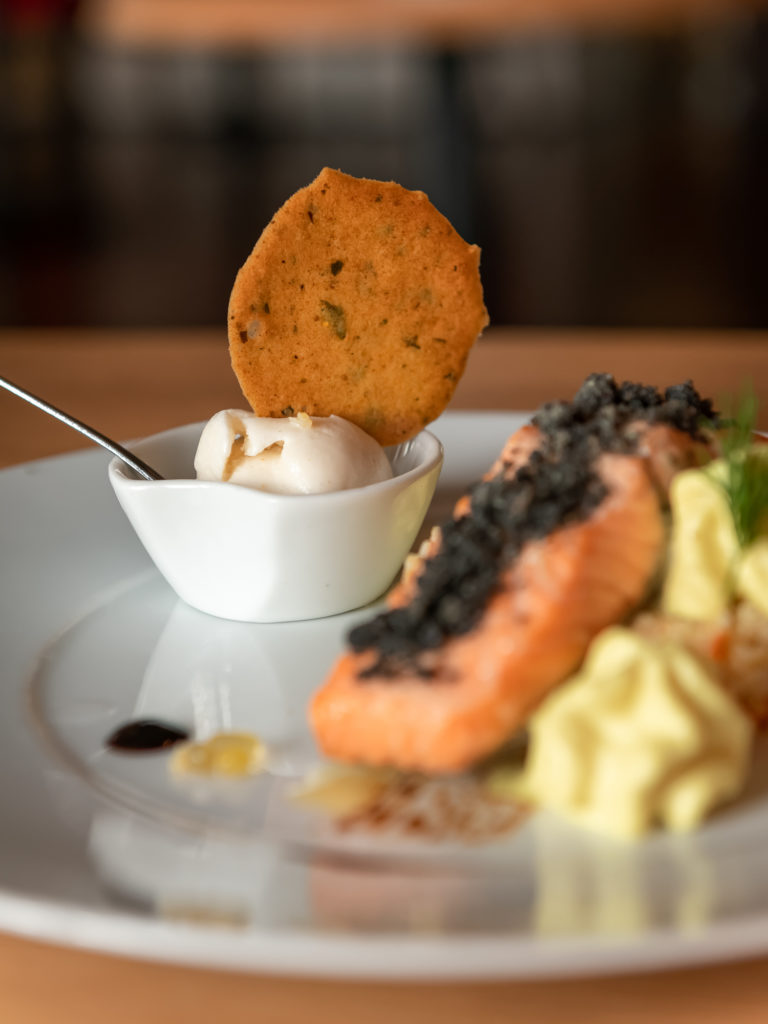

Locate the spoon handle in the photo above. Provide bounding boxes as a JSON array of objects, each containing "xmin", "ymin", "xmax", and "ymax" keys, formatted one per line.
[{"xmin": 0, "ymin": 375, "xmax": 163, "ymax": 481}]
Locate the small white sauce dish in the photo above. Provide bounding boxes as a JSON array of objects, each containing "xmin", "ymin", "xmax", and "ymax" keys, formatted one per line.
[{"xmin": 109, "ymin": 422, "xmax": 443, "ymax": 623}]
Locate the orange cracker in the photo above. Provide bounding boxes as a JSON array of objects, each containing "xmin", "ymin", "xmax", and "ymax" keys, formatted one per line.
[{"xmin": 227, "ymin": 168, "xmax": 488, "ymax": 446}]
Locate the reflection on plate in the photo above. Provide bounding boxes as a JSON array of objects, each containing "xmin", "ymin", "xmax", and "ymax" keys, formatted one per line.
[{"xmin": 4, "ymin": 412, "xmax": 768, "ymax": 978}]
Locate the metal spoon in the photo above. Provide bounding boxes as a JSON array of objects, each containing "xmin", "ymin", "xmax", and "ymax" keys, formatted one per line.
[{"xmin": 0, "ymin": 374, "xmax": 163, "ymax": 481}]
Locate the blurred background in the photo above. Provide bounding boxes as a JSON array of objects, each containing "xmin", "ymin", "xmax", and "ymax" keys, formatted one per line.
[{"xmin": 2, "ymin": 0, "xmax": 767, "ymax": 331}]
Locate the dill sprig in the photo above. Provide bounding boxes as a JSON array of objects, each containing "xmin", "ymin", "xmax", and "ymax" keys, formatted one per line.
[{"xmin": 721, "ymin": 390, "xmax": 768, "ymax": 548}]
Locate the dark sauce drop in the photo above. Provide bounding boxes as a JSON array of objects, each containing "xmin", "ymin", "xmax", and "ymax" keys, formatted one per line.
[{"xmin": 107, "ymin": 718, "xmax": 190, "ymax": 752}]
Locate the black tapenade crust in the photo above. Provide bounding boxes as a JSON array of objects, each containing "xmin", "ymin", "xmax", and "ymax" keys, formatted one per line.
[{"xmin": 349, "ymin": 373, "xmax": 717, "ymax": 678}]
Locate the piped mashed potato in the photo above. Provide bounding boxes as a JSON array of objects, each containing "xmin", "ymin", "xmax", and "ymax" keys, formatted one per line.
[
  {"xmin": 501, "ymin": 445, "xmax": 767, "ymax": 843},
  {"xmin": 498, "ymin": 627, "xmax": 753, "ymax": 840},
  {"xmin": 663, "ymin": 453, "xmax": 768, "ymax": 621},
  {"xmin": 194, "ymin": 409, "xmax": 393, "ymax": 495}
]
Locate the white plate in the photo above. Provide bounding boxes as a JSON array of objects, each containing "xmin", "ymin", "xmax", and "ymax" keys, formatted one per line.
[{"xmin": 4, "ymin": 410, "xmax": 768, "ymax": 980}]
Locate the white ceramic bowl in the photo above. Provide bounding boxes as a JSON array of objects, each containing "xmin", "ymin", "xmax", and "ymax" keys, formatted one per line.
[{"xmin": 109, "ymin": 422, "xmax": 443, "ymax": 623}]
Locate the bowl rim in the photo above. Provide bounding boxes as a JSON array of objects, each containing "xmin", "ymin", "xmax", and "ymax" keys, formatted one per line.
[{"xmin": 108, "ymin": 420, "xmax": 444, "ymax": 505}]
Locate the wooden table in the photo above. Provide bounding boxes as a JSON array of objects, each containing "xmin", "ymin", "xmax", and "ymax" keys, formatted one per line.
[
  {"xmin": 1, "ymin": 327, "xmax": 766, "ymax": 467},
  {"xmin": 1, "ymin": 326, "xmax": 768, "ymax": 1023},
  {"xmin": 78, "ymin": 0, "xmax": 768, "ymax": 48}
]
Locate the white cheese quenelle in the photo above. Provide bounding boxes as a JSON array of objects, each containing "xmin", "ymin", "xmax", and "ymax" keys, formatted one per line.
[{"xmin": 194, "ymin": 409, "xmax": 393, "ymax": 495}]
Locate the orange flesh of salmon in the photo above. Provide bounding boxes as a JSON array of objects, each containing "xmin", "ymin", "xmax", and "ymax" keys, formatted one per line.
[
  {"xmin": 634, "ymin": 421, "xmax": 716, "ymax": 492},
  {"xmin": 311, "ymin": 447, "xmax": 666, "ymax": 775}
]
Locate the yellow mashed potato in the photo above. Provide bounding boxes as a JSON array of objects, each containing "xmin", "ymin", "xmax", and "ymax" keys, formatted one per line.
[
  {"xmin": 663, "ymin": 453, "xmax": 768, "ymax": 620},
  {"xmin": 491, "ymin": 628, "xmax": 753, "ymax": 840}
]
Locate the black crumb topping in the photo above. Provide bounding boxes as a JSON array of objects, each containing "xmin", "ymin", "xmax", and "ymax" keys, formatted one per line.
[{"xmin": 349, "ymin": 373, "xmax": 718, "ymax": 680}]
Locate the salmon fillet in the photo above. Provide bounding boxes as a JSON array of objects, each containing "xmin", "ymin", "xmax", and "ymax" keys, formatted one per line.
[
  {"xmin": 311, "ymin": 451, "xmax": 665, "ymax": 774},
  {"xmin": 311, "ymin": 376, "xmax": 718, "ymax": 774}
]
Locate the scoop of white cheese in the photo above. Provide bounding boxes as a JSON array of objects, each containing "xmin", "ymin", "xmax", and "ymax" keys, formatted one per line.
[{"xmin": 194, "ymin": 410, "xmax": 393, "ymax": 495}]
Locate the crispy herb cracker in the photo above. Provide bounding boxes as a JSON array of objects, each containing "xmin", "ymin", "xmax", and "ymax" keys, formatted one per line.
[{"xmin": 228, "ymin": 168, "xmax": 488, "ymax": 446}]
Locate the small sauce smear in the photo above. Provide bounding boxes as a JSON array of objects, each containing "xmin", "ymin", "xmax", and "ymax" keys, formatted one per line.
[{"xmin": 107, "ymin": 719, "xmax": 190, "ymax": 752}]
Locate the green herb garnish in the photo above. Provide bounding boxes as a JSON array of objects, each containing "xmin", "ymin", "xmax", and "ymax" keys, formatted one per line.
[
  {"xmin": 320, "ymin": 300, "xmax": 346, "ymax": 340},
  {"xmin": 721, "ymin": 390, "xmax": 768, "ymax": 547}
]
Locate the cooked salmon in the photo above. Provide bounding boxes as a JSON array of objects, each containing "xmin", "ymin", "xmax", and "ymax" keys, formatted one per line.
[
  {"xmin": 311, "ymin": 451, "xmax": 665, "ymax": 774},
  {"xmin": 310, "ymin": 376, "xmax": 719, "ymax": 775}
]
